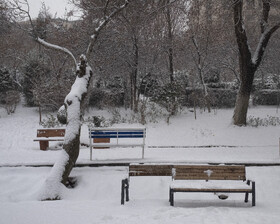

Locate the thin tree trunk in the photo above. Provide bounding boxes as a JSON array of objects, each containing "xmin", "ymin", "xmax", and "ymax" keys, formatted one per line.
[{"xmin": 165, "ymin": 0, "xmax": 174, "ymax": 84}]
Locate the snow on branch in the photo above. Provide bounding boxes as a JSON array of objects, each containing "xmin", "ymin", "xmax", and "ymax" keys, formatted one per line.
[
  {"xmin": 36, "ymin": 37, "xmax": 77, "ymax": 67},
  {"xmin": 252, "ymin": 22, "xmax": 280, "ymax": 67},
  {"xmin": 86, "ymin": 0, "xmax": 130, "ymax": 58}
]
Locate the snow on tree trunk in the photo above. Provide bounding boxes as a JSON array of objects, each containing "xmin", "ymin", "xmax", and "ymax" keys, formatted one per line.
[{"xmin": 38, "ymin": 55, "xmax": 92, "ymax": 200}]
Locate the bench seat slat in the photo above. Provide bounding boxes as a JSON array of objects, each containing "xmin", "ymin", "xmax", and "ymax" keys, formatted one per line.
[
  {"xmin": 129, "ymin": 164, "xmax": 173, "ymax": 176},
  {"xmin": 173, "ymin": 165, "xmax": 246, "ymax": 181}
]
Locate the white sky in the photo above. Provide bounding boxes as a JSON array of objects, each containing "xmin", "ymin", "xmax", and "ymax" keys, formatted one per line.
[{"xmin": 27, "ymin": 0, "xmax": 78, "ymax": 19}]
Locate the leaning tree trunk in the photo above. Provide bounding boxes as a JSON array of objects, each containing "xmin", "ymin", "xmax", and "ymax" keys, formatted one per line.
[
  {"xmin": 39, "ymin": 55, "xmax": 92, "ymax": 200},
  {"xmin": 61, "ymin": 56, "xmax": 92, "ymax": 185}
]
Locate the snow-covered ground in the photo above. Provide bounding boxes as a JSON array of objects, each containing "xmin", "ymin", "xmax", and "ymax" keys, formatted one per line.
[{"xmin": 0, "ymin": 104, "xmax": 280, "ymax": 224}]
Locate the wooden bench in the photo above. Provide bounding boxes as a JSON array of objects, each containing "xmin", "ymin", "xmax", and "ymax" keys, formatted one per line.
[
  {"xmin": 89, "ymin": 127, "xmax": 146, "ymax": 160},
  {"xmin": 169, "ymin": 165, "xmax": 256, "ymax": 206},
  {"xmin": 121, "ymin": 163, "xmax": 173, "ymax": 204},
  {"xmin": 33, "ymin": 128, "xmax": 65, "ymax": 150}
]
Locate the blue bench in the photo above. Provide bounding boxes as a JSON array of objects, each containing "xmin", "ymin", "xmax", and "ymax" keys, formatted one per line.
[{"xmin": 89, "ymin": 127, "xmax": 146, "ymax": 160}]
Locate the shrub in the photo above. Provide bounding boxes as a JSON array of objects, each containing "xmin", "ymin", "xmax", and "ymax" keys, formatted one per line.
[
  {"xmin": 253, "ymin": 90, "xmax": 280, "ymax": 106},
  {"xmin": 185, "ymin": 88, "xmax": 237, "ymax": 108},
  {"xmin": 3, "ymin": 90, "xmax": 20, "ymax": 115},
  {"xmin": 88, "ymin": 88, "xmax": 124, "ymax": 108},
  {"xmin": 247, "ymin": 115, "xmax": 280, "ymax": 127},
  {"xmin": 85, "ymin": 115, "xmax": 111, "ymax": 128},
  {"xmin": 40, "ymin": 114, "xmax": 63, "ymax": 128}
]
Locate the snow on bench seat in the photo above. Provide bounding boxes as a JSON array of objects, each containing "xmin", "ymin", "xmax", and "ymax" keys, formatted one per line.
[{"xmin": 170, "ymin": 180, "xmax": 252, "ymax": 192}]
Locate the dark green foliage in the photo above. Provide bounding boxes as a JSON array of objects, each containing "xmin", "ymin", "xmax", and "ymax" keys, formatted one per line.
[
  {"xmin": 252, "ymin": 75, "xmax": 280, "ymax": 106},
  {"xmin": 253, "ymin": 90, "xmax": 280, "ymax": 106},
  {"xmin": 204, "ymin": 68, "xmax": 220, "ymax": 84},
  {"xmin": 21, "ymin": 51, "xmax": 73, "ymax": 110},
  {"xmin": 151, "ymin": 82, "xmax": 184, "ymax": 116},
  {"xmin": 139, "ymin": 75, "xmax": 159, "ymax": 97},
  {"xmin": 89, "ymin": 76, "xmax": 125, "ymax": 108},
  {"xmin": 89, "ymin": 88, "xmax": 124, "ymax": 108},
  {"xmin": 22, "ymin": 54, "xmax": 51, "ymax": 106},
  {"xmin": 0, "ymin": 68, "xmax": 16, "ymax": 93},
  {"xmin": 0, "ymin": 67, "xmax": 20, "ymax": 110},
  {"xmin": 186, "ymin": 82, "xmax": 238, "ymax": 108}
]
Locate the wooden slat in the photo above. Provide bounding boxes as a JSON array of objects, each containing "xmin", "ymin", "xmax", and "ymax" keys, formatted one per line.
[
  {"xmin": 173, "ymin": 165, "xmax": 246, "ymax": 181},
  {"xmin": 37, "ymin": 129, "xmax": 65, "ymax": 138},
  {"xmin": 129, "ymin": 165, "xmax": 173, "ymax": 176}
]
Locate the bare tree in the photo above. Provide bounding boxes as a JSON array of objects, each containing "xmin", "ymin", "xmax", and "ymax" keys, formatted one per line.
[
  {"xmin": 232, "ymin": 0, "xmax": 280, "ymax": 126},
  {"xmin": 11, "ymin": 0, "xmax": 130, "ymax": 200}
]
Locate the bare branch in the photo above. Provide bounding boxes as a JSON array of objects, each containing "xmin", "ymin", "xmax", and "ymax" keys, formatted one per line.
[{"xmin": 86, "ymin": 0, "xmax": 130, "ymax": 58}]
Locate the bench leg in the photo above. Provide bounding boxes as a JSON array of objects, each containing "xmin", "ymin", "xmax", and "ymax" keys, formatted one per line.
[
  {"xmin": 121, "ymin": 179, "xmax": 125, "ymax": 205},
  {"xmin": 170, "ymin": 189, "xmax": 174, "ymax": 206},
  {"xmin": 245, "ymin": 192, "xmax": 249, "ymax": 203},
  {"xmin": 39, "ymin": 141, "xmax": 49, "ymax": 150},
  {"xmin": 125, "ymin": 179, "xmax": 129, "ymax": 202},
  {"xmin": 252, "ymin": 182, "xmax": 256, "ymax": 206}
]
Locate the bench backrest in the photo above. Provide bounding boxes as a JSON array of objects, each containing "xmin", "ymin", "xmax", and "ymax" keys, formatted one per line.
[
  {"xmin": 173, "ymin": 165, "xmax": 246, "ymax": 181},
  {"xmin": 37, "ymin": 129, "xmax": 65, "ymax": 138},
  {"xmin": 129, "ymin": 164, "xmax": 173, "ymax": 177},
  {"xmin": 90, "ymin": 128, "xmax": 145, "ymax": 139}
]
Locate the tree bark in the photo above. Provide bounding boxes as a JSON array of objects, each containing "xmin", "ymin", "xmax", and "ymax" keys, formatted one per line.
[{"xmin": 232, "ymin": 0, "xmax": 279, "ymax": 126}]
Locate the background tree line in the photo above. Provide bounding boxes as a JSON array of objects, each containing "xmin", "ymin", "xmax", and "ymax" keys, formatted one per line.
[{"xmin": 0, "ymin": 0, "xmax": 279, "ymax": 124}]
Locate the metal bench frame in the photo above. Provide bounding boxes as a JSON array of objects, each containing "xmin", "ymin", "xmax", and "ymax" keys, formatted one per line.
[{"xmin": 89, "ymin": 127, "xmax": 146, "ymax": 160}]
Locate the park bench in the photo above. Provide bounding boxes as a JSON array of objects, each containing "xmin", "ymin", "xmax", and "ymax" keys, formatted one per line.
[
  {"xmin": 169, "ymin": 165, "xmax": 256, "ymax": 206},
  {"xmin": 34, "ymin": 128, "xmax": 65, "ymax": 150},
  {"xmin": 89, "ymin": 127, "xmax": 146, "ymax": 160},
  {"xmin": 121, "ymin": 163, "xmax": 173, "ymax": 204}
]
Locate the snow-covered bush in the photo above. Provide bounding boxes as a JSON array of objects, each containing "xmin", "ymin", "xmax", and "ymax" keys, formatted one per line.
[
  {"xmin": 151, "ymin": 82, "xmax": 184, "ymax": 123},
  {"xmin": 247, "ymin": 115, "xmax": 280, "ymax": 127},
  {"xmin": 85, "ymin": 116, "xmax": 111, "ymax": 128},
  {"xmin": 88, "ymin": 88, "xmax": 124, "ymax": 109},
  {"xmin": 252, "ymin": 75, "xmax": 280, "ymax": 106},
  {"xmin": 186, "ymin": 81, "xmax": 238, "ymax": 108},
  {"xmin": 253, "ymin": 90, "xmax": 280, "ymax": 106},
  {"xmin": 40, "ymin": 114, "xmax": 63, "ymax": 128}
]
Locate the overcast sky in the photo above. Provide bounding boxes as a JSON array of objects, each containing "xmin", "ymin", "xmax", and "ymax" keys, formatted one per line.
[{"xmin": 27, "ymin": 0, "xmax": 77, "ymax": 19}]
